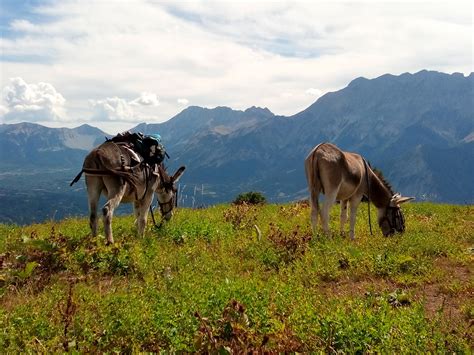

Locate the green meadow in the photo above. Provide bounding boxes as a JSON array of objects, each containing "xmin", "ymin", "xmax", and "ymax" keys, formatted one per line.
[{"xmin": 1, "ymin": 202, "xmax": 472, "ymax": 352}]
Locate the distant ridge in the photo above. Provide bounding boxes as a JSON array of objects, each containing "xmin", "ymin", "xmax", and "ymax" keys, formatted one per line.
[
  {"xmin": 0, "ymin": 122, "xmax": 107, "ymax": 167},
  {"xmin": 1, "ymin": 70, "xmax": 472, "ymax": 223}
]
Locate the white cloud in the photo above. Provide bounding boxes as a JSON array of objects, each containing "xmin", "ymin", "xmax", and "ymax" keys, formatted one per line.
[
  {"xmin": 130, "ymin": 92, "xmax": 160, "ymax": 106},
  {"xmin": 10, "ymin": 19, "xmax": 40, "ymax": 33},
  {"xmin": 177, "ymin": 98, "xmax": 189, "ymax": 105},
  {"xmin": 90, "ymin": 92, "xmax": 161, "ymax": 122},
  {"xmin": 90, "ymin": 97, "xmax": 134, "ymax": 121},
  {"xmin": 0, "ymin": 105, "xmax": 9, "ymax": 116},
  {"xmin": 306, "ymin": 88, "xmax": 322, "ymax": 97},
  {"xmin": 1, "ymin": 77, "xmax": 66, "ymax": 122}
]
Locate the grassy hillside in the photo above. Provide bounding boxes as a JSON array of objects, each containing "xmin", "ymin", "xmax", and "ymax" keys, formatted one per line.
[{"xmin": 1, "ymin": 202, "xmax": 472, "ymax": 352}]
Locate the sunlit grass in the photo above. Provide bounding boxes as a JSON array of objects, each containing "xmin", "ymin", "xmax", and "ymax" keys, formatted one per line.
[{"xmin": 0, "ymin": 202, "xmax": 472, "ymax": 352}]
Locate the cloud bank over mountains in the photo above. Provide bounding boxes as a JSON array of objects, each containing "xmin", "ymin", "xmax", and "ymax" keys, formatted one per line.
[
  {"xmin": 1, "ymin": 77, "xmax": 66, "ymax": 122},
  {"xmin": 1, "ymin": 77, "xmax": 161, "ymax": 124},
  {"xmin": 0, "ymin": 0, "xmax": 471, "ymax": 131},
  {"xmin": 91, "ymin": 92, "xmax": 160, "ymax": 122}
]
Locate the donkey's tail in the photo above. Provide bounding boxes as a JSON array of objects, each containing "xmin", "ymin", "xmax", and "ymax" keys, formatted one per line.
[
  {"xmin": 70, "ymin": 170, "xmax": 84, "ymax": 186},
  {"xmin": 304, "ymin": 144, "xmax": 323, "ymax": 212}
]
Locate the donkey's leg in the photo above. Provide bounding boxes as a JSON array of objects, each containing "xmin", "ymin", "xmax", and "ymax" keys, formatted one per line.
[
  {"xmin": 340, "ymin": 200, "xmax": 348, "ymax": 236},
  {"xmin": 85, "ymin": 176, "xmax": 103, "ymax": 238},
  {"xmin": 348, "ymin": 197, "xmax": 362, "ymax": 240},
  {"xmin": 305, "ymin": 155, "xmax": 321, "ymax": 235},
  {"xmin": 134, "ymin": 194, "xmax": 153, "ymax": 237},
  {"xmin": 308, "ymin": 191, "xmax": 320, "ymax": 234},
  {"xmin": 133, "ymin": 201, "xmax": 140, "ymax": 229},
  {"xmin": 102, "ymin": 178, "xmax": 127, "ymax": 244},
  {"xmin": 321, "ymin": 190, "xmax": 338, "ymax": 236}
]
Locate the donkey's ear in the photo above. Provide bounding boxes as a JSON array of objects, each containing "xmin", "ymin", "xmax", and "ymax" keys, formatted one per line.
[
  {"xmin": 390, "ymin": 196, "xmax": 415, "ymax": 207},
  {"xmin": 397, "ymin": 196, "xmax": 415, "ymax": 204},
  {"xmin": 157, "ymin": 164, "xmax": 169, "ymax": 183},
  {"xmin": 172, "ymin": 166, "xmax": 186, "ymax": 182},
  {"xmin": 391, "ymin": 194, "xmax": 415, "ymax": 206}
]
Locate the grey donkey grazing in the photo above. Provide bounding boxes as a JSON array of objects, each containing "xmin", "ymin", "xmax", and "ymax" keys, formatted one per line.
[{"xmin": 71, "ymin": 141, "xmax": 185, "ymax": 244}]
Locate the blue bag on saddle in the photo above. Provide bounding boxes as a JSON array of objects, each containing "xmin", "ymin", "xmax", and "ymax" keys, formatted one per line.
[{"xmin": 140, "ymin": 133, "xmax": 167, "ymax": 165}]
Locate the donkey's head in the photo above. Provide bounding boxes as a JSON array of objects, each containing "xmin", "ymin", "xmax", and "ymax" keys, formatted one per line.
[
  {"xmin": 378, "ymin": 193, "xmax": 415, "ymax": 236},
  {"xmin": 155, "ymin": 165, "xmax": 186, "ymax": 221}
]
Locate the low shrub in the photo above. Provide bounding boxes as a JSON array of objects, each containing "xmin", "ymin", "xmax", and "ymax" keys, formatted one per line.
[{"xmin": 232, "ymin": 191, "xmax": 266, "ymax": 205}]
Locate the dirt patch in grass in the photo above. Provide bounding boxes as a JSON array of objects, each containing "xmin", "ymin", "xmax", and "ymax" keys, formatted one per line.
[
  {"xmin": 427, "ymin": 258, "xmax": 473, "ymax": 347},
  {"xmin": 420, "ymin": 258, "xmax": 472, "ymax": 342},
  {"xmin": 318, "ymin": 275, "xmax": 398, "ymax": 298},
  {"xmin": 316, "ymin": 257, "xmax": 472, "ymax": 339}
]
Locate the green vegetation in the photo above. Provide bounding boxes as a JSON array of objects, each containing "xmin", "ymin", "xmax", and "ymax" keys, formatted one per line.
[
  {"xmin": 0, "ymin": 202, "xmax": 472, "ymax": 352},
  {"xmin": 232, "ymin": 191, "xmax": 266, "ymax": 205}
]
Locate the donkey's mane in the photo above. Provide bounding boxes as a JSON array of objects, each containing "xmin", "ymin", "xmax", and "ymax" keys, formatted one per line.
[{"xmin": 373, "ymin": 168, "xmax": 394, "ymax": 195}]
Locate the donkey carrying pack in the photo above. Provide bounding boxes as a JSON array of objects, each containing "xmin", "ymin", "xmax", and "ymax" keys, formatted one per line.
[
  {"xmin": 304, "ymin": 142, "xmax": 414, "ymax": 239},
  {"xmin": 71, "ymin": 138, "xmax": 185, "ymax": 244}
]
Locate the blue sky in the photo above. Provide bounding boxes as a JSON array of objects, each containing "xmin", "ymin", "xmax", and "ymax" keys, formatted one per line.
[
  {"xmin": 1, "ymin": 0, "xmax": 50, "ymax": 35},
  {"xmin": 1, "ymin": 0, "xmax": 472, "ymax": 132}
]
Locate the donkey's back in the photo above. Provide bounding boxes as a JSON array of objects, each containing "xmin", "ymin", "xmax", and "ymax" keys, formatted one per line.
[
  {"xmin": 305, "ymin": 142, "xmax": 366, "ymax": 202},
  {"xmin": 305, "ymin": 142, "xmax": 368, "ymax": 239},
  {"xmin": 84, "ymin": 142, "xmax": 122, "ymax": 170},
  {"xmin": 83, "ymin": 142, "xmax": 148, "ymax": 202}
]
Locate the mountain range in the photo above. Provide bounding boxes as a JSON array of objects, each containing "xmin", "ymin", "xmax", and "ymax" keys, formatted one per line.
[{"xmin": 1, "ymin": 70, "xmax": 473, "ymax": 224}]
